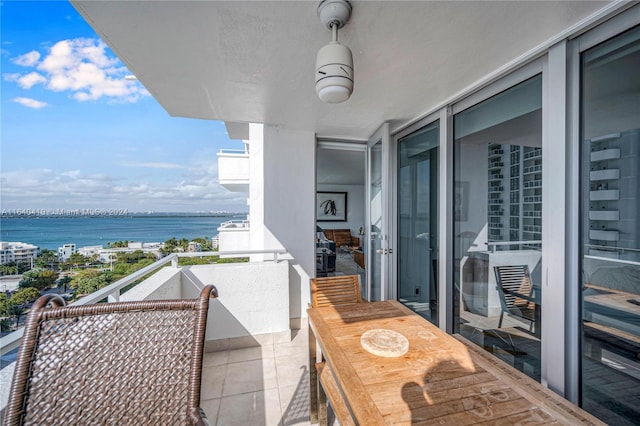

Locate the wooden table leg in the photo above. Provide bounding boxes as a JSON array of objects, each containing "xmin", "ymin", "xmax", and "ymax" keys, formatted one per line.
[
  {"xmin": 309, "ymin": 323, "xmax": 319, "ymax": 424},
  {"xmin": 316, "ymin": 364, "xmax": 328, "ymax": 425}
]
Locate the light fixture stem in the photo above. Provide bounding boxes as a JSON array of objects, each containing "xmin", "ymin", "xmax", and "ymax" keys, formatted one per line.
[{"xmin": 331, "ymin": 22, "xmax": 338, "ymax": 43}]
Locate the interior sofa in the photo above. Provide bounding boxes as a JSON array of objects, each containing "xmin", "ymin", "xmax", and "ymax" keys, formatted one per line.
[{"xmin": 322, "ymin": 229, "xmax": 360, "ymax": 248}]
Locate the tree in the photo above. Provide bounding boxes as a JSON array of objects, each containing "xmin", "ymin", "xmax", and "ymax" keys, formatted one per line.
[
  {"xmin": 58, "ymin": 276, "xmax": 73, "ymax": 293},
  {"xmin": 65, "ymin": 252, "xmax": 90, "ymax": 269},
  {"xmin": 0, "ymin": 264, "xmax": 18, "ymax": 276},
  {"xmin": 107, "ymin": 241, "xmax": 129, "ymax": 248},
  {"xmin": 192, "ymin": 237, "xmax": 213, "ymax": 251},
  {"xmin": 35, "ymin": 249, "xmax": 60, "ymax": 270},
  {"xmin": 70, "ymin": 269, "xmax": 112, "ymax": 295},
  {"xmin": 2, "ymin": 288, "xmax": 40, "ymax": 328},
  {"xmin": 0, "ymin": 293, "xmax": 14, "ymax": 317},
  {"xmin": 11, "ymin": 287, "xmax": 41, "ymax": 305},
  {"xmin": 19, "ymin": 268, "xmax": 58, "ymax": 291}
]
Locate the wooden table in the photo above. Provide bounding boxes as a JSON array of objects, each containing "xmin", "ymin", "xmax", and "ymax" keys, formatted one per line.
[{"xmin": 308, "ymin": 300, "xmax": 604, "ymax": 425}]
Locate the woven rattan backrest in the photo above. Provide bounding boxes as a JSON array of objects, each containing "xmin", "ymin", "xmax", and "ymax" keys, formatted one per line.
[
  {"xmin": 311, "ymin": 275, "xmax": 362, "ymax": 308},
  {"xmin": 3, "ymin": 286, "xmax": 217, "ymax": 426}
]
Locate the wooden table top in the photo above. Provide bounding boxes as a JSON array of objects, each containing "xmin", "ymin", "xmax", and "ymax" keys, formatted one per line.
[{"xmin": 308, "ymin": 300, "xmax": 604, "ymax": 425}]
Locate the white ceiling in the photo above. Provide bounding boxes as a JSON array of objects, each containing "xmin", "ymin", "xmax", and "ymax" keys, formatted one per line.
[{"xmin": 72, "ymin": 0, "xmax": 613, "ymax": 140}]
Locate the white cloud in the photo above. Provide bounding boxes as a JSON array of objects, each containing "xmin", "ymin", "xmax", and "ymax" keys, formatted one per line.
[
  {"xmin": 3, "ymin": 73, "xmax": 20, "ymax": 82},
  {"xmin": 6, "ymin": 38, "xmax": 149, "ymax": 103},
  {"xmin": 121, "ymin": 161, "xmax": 185, "ymax": 169},
  {"xmin": 16, "ymin": 72, "xmax": 46, "ymax": 89},
  {"xmin": 13, "ymin": 97, "xmax": 48, "ymax": 109},
  {"xmin": 1, "ymin": 165, "xmax": 246, "ymax": 212},
  {"xmin": 12, "ymin": 50, "xmax": 40, "ymax": 66}
]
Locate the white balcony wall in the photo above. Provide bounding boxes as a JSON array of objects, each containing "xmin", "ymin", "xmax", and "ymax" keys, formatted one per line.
[
  {"xmin": 247, "ymin": 123, "xmax": 315, "ymax": 325},
  {"xmin": 217, "ymin": 151, "xmax": 249, "ymax": 192},
  {"xmin": 217, "ymin": 224, "xmax": 251, "ymax": 253},
  {"xmin": 181, "ymin": 262, "xmax": 290, "ymax": 350},
  {"xmin": 263, "ymin": 125, "xmax": 315, "ymax": 324}
]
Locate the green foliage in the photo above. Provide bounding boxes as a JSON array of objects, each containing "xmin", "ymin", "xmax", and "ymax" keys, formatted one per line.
[
  {"xmin": 0, "ymin": 318, "xmax": 11, "ymax": 332},
  {"xmin": 215, "ymin": 257, "xmax": 249, "ymax": 264},
  {"xmin": 178, "ymin": 256, "xmax": 248, "ymax": 266},
  {"xmin": 65, "ymin": 252, "xmax": 90, "ymax": 268},
  {"xmin": 1, "ymin": 261, "xmax": 31, "ymax": 275},
  {"xmin": 58, "ymin": 275, "xmax": 73, "ymax": 292},
  {"xmin": 178, "ymin": 256, "xmax": 219, "ymax": 266},
  {"xmin": 161, "ymin": 237, "xmax": 191, "ymax": 254},
  {"xmin": 107, "ymin": 241, "xmax": 129, "ymax": 248},
  {"xmin": 19, "ymin": 268, "xmax": 58, "ymax": 291},
  {"xmin": 116, "ymin": 250, "xmax": 156, "ymax": 264},
  {"xmin": 11, "ymin": 287, "xmax": 41, "ymax": 305},
  {"xmin": 35, "ymin": 249, "xmax": 60, "ymax": 270},
  {"xmin": 70, "ymin": 269, "xmax": 113, "ymax": 295},
  {"xmin": 0, "ymin": 293, "xmax": 14, "ymax": 317},
  {"xmin": 0, "ymin": 264, "xmax": 18, "ymax": 276},
  {"xmin": 191, "ymin": 237, "xmax": 213, "ymax": 251}
]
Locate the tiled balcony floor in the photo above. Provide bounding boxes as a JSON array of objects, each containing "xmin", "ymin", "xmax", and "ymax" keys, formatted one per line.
[{"xmin": 200, "ymin": 325, "xmax": 311, "ymax": 426}]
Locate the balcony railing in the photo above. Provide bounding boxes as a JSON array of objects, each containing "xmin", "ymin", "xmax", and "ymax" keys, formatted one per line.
[
  {"xmin": 219, "ymin": 220, "xmax": 250, "ymax": 229},
  {"xmin": 0, "ymin": 249, "xmax": 287, "ymax": 357}
]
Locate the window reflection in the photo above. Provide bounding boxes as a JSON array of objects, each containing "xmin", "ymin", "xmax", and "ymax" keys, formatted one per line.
[
  {"xmin": 454, "ymin": 75, "xmax": 543, "ymax": 382},
  {"xmin": 580, "ymin": 25, "xmax": 640, "ymax": 425}
]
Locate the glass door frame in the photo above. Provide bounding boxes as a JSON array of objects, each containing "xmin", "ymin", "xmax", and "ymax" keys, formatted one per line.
[
  {"xmin": 567, "ymin": 6, "xmax": 640, "ymax": 406},
  {"xmin": 393, "ymin": 112, "xmax": 444, "ymax": 321},
  {"xmin": 450, "ymin": 54, "xmax": 570, "ymax": 393},
  {"xmin": 366, "ymin": 123, "xmax": 392, "ymax": 301}
]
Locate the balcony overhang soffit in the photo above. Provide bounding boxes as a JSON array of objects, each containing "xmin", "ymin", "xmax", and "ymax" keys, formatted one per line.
[{"xmin": 72, "ymin": 1, "xmax": 614, "ymax": 140}]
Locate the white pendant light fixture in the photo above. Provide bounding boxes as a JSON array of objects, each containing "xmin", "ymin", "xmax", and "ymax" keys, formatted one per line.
[{"xmin": 315, "ymin": 0, "xmax": 353, "ymax": 103}]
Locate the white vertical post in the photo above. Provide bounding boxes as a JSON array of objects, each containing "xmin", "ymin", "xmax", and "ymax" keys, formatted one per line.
[
  {"xmin": 438, "ymin": 106, "xmax": 453, "ymax": 333},
  {"xmin": 542, "ymin": 41, "xmax": 567, "ymax": 394}
]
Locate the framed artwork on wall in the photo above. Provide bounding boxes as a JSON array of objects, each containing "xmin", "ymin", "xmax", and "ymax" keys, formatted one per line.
[{"xmin": 317, "ymin": 191, "xmax": 347, "ymax": 222}]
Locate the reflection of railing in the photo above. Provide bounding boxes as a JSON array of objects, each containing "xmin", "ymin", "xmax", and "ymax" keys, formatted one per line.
[
  {"xmin": 218, "ymin": 148, "xmax": 248, "ymax": 155},
  {"xmin": 219, "ymin": 220, "xmax": 250, "ymax": 229},
  {"xmin": 486, "ymin": 240, "xmax": 541, "ymax": 253},
  {"xmin": 585, "ymin": 244, "xmax": 640, "ymax": 254}
]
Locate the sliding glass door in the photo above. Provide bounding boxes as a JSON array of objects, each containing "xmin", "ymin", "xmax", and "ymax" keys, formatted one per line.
[
  {"xmin": 580, "ymin": 25, "xmax": 640, "ymax": 424},
  {"xmin": 367, "ymin": 124, "xmax": 391, "ymax": 301},
  {"xmin": 453, "ymin": 75, "xmax": 543, "ymax": 381},
  {"xmin": 397, "ymin": 121, "xmax": 439, "ymax": 324}
]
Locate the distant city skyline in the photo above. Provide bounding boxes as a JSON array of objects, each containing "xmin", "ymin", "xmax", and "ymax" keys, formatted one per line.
[{"xmin": 1, "ymin": 1, "xmax": 247, "ymax": 213}]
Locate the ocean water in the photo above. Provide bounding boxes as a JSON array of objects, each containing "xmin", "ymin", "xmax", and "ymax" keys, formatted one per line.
[{"xmin": 0, "ymin": 214, "xmax": 242, "ymax": 250}]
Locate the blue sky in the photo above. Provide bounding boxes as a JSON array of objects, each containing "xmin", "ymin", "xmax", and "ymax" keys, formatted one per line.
[{"xmin": 1, "ymin": 1, "xmax": 246, "ymax": 213}]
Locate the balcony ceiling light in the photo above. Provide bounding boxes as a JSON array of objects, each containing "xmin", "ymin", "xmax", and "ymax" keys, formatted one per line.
[{"xmin": 315, "ymin": 0, "xmax": 353, "ymax": 104}]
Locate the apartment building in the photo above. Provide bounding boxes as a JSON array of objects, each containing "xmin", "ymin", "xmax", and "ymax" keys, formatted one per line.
[{"xmin": 0, "ymin": 242, "xmax": 38, "ymax": 266}]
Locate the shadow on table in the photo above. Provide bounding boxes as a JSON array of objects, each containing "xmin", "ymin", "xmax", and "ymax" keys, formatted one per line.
[{"xmin": 400, "ymin": 359, "xmax": 550, "ymax": 424}]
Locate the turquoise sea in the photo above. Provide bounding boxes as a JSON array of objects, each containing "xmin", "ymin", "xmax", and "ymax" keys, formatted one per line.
[{"xmin": 0, "ymin": 214, "xmax": 243, "ymax": 250}]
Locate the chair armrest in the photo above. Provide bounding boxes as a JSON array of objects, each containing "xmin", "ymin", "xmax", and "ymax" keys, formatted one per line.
[{"xmin": 190, "ymin": 407, "xmax": 210, "ymax": 426}]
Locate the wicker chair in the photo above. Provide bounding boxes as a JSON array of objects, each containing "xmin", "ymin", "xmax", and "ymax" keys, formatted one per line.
[{"xmin": 3, "ymin": 285, "xmax": 218, "ymax": 426}]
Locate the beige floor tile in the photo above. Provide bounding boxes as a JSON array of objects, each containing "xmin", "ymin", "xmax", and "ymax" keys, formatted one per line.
[
  {"xmin": 200, "ymin": 398, "xmax": 221, "ymax": 424},
  {"xmin": 223, "ymin": 358, "xmax": 278, "ymax": 396},
  {"xmin": 228, "ymin": 345, "xmax": 275, "ymax": 363},
  {"xmin": 278, "ymin": 382, "xmax": 310, "ymax": 426},
  {"xmin": 216, "ymin": 389, "xmax": 282, "ymax": 426},
  {"xmin": 203, "ymin": 350, "xmax": 229, "ymax": 367},
  {"xmin": 274, "ymin": 342, "xmax": 308, "ymax": 359},
  {"xmin": 275, "ymin": 355, "xmax": 309, "ymax": 388},
  {"xmin": 201, "ymin": 363, "xmax": 227, "ymax": 400}
]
